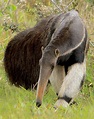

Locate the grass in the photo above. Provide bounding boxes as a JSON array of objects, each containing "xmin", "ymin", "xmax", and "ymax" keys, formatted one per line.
[
  {"xmin": 0, "ymin": 0, "xmax": 94, "ymax": 119},
  {"xmin": 0, "ymin": 77, "xmax": 94, "ymax": 119},
  {"xmin": 0, "ymin": 72, "xmax": 94, "ymax": 119}
]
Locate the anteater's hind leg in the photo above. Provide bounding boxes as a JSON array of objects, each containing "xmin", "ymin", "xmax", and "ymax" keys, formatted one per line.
[{"xmin": 54, "ymin": 59, "xmax": 86, "ymax": 108}]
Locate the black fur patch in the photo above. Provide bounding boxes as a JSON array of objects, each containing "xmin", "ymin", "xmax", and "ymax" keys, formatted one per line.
[
  {"xmin": 57, "ymin": 28, "xmax": 87, "ymax": 69},
  {"xmin": 58, "ymin": 95, "xmax": 72, "ymax": 103}
]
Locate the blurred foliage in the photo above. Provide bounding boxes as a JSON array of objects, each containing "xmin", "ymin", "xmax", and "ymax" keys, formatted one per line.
[
  {"xmin": 87, "ymin": 0, "xmax": 94, "ymax": 5},
  {"xmin": 0, "ymin": 0, "xmax": 94, "ymax": 33}
]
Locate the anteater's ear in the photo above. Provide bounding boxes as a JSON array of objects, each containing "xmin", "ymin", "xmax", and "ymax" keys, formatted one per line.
[
  {"xmin": 41, "ymin": 46, "xmax": 44, "ymax": 54},
  {"xmin": 55, "ymin": 49, "xmax": 60, "ymax": 57}
]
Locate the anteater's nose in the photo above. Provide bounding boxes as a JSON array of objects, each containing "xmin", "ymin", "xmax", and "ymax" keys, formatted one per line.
[
  {"xmin": 36, "ymin": 102, "xmax": 41, "ymax": 107},
  {"xmin": 36, "ymin": 100, "xmax": 42, "ymax": 107}
]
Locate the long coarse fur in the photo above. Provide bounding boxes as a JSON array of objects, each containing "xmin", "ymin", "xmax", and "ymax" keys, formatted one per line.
[
  {"xmin": 4, "ymin": 12, "xmax": 68, "ymax": 89},
  {"xmin": 4, "ymin": 15, "xmax": 57, "ymax": 89}
]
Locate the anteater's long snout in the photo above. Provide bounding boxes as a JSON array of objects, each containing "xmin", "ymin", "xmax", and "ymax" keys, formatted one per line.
[
  {"xmin": 36, "ymin": 66, "xmax": 53, "ymax": 107},
  {"xmin": 36, "ymin": 78, "xmax": 48, "ymax": 107}
]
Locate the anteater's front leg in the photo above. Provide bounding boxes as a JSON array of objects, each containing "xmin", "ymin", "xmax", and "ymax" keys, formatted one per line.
[{"xmin": 54, "ymin": 59, "xmax": 86, "ymax": 108}]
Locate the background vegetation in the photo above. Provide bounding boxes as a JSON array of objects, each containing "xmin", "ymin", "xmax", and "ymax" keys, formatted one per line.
[{"xmin": 0, "ymin": 0, "xmax": 94, "ymax": 119}]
